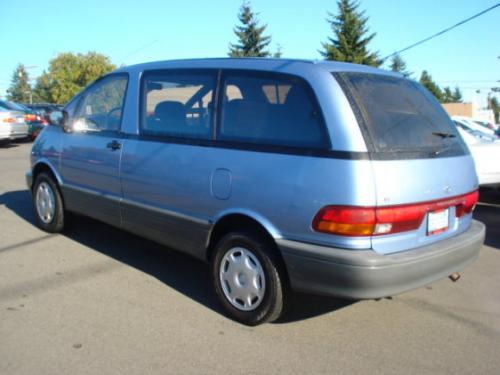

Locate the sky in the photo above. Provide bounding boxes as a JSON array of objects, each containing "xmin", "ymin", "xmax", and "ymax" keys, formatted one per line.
[{"xmin": 0, "ymin": 0, "xmax": 498, "ymax": 105}]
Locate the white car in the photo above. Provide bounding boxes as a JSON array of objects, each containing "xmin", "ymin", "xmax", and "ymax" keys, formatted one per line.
[
  {"xmin": 456, "ymin": 127, "xmax": 500, "ymax": 187},
  {"xmin": 451, "ymin": 116, "xmax": 498, "ymax": 139},
  {"xmin": 473, "ymin": 119, "xmax": 499, "ymax": 132},
  {"xmin": 0, "ymin": 108, "xmax": 29, "ymax": 144},
  {"xmin": 452, "ymin": 116, "xmax": 498, "ymax": 142}
]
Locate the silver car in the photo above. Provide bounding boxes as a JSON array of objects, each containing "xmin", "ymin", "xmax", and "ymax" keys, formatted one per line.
[{"xmin": 0, "ymin": 107, "xmax": 28, "ymax": 144}]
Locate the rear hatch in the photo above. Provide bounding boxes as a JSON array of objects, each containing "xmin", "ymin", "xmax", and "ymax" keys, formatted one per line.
[{"xmin": 335, "ymin": 72, "xmax": 478, "ymax": 254}]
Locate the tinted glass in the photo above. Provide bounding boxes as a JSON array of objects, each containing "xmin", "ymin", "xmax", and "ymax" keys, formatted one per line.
[
  {"xmin": 219, "ymin": 73, "xmax": 327, "ymax": 148},
  {"xmin": 73, "ymin": 75, "xmax": 128, "ymax": 132},
  {"xmin": 337, "ymin": 73, "xmax": 467, "ymax": 156},
  {"xmin": 141, "ymin": 72, "xmax": 215, "ymax": 139}
]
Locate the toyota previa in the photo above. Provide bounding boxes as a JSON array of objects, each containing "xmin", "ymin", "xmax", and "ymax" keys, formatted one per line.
[{"xmin": 27, "ymin": 59, "xmax": 485, "ymax": 325}]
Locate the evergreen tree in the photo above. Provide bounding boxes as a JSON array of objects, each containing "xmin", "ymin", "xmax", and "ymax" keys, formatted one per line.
[
  {"xmin": 273, "ymin": 44, "xmax": 283, "ymax": 58},
  {"xmin": 228, "ymin": 2, "xmax": 272, "ymax": 57},
  {"xmin": 419, "ymin": 70, "xmax": 443, "ymax": 102},
  {"xmin": 442, "ymin": 86, "xmax": 454, "ymax": 103},
  {"xmin": 389, "ymin": 54, "xmax": 412, "ymax": 78},
  {"xmin": 6, "ymin": 64, "xmax": 32, "ymax": 103},
  {"xmin": 320, "ymin": 0, "xmax": 380, "ymax": 66},
  {"xmin": 452, "ymin": 86, "xmax": 463, "ymax": 102}
]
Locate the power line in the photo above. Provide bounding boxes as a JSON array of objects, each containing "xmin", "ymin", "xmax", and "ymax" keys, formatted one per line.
[
  {"xmin": 383, "ymin": 2, "xmax": 500, "ymax": 60},
  {"xmin": 438, "ymin": 80, "xmax": 500, "ymax": 83},
  {"xmin": 121, "ymin": 40, "xmax": 158, "ymax": 65}
]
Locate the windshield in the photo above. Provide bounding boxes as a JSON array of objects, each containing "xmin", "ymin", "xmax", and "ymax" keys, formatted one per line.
[{"xmin": 335, "ymin": 72, "xmax": 468, "ymax": 158}]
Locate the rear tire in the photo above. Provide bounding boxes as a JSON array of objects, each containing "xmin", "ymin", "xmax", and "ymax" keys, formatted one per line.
[
  {"xmin": 32, "ymin": 172, "xmax": 66, "ymax": 233},
  {"xmin": 211, "ymin": 231, "xmax": 286, "ymax": 325}
]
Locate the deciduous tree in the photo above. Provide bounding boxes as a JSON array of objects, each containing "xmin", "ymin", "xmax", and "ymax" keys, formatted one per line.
[{"xmin": 33, "ymin": 52, "xmax": 115, "ymax": 104}]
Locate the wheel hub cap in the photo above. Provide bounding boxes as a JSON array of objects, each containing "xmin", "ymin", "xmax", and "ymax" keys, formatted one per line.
[
  {"xmin": 219, "ymin": 247, "xmax": 266, "ymax": 311},
  {"xmin": 35, "ymin": 182, "xmax": 55, "ymax": 224}
]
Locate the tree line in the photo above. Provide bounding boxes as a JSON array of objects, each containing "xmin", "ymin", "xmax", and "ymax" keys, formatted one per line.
[{"xmin": 5, "ymin": 0, "xmax": 471, "ymax": 110}]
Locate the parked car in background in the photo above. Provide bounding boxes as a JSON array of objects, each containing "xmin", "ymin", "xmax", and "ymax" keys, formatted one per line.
[
  {"xmin": 452, "ymin": 116, "xmax": 499, "ymax": 141},
  {"xmin": 473, "ymin": 119, "xmax": 499, "ymax": 131},
  {"xmin": 27, "ymin": 103, "xmax": 61, "ymax": 119},
  {"xmin": 0, "ymin": 107, "xmax": 29, "ymax": 145},
  {"xmin": 0, "ymin": 100, "xmax": 48, "ymax": 140},
  {"xmin": 456, "ymin": 127, "xmax": 500, "ymax": 187},
  {"xmin": 27, "ymin": 58, "xmax": 485, "ymax": 325}
]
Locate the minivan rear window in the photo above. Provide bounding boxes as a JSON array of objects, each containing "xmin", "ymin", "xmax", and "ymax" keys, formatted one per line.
[{"xmin": 336, "ymin": 73, "xmax": 468, "ymax": 158}]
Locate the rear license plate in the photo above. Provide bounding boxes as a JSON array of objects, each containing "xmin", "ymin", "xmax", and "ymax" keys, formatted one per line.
[{"xmin": 427, "ymin": 209, "xmax": 449, "ymax": 235}]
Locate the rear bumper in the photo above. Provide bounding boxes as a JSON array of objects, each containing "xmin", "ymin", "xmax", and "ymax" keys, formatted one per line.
[{"xmin": 278, "ymin": 220, "xmax": 485, "ymax": 299}]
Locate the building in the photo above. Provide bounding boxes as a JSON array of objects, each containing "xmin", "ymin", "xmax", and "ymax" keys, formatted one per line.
[{"xmin": 442, "ymin": 102, "xmax": 495, "ymax": 123}]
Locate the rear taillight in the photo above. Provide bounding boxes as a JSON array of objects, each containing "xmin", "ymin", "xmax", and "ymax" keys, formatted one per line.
[
  {"xmin": 41, "ymin": 118, "xmax": 49, "ymax": 126},
  {"xmin": 25, "ymin": 113, "xmax": 37, "ymax": 122},
  {"xmin": 455, "ymin": 190, "xmax": 479, "ymax": 217},
  {"xmin": 313, "ymin": 206, "xmax": 376, "ymax": 236},
  {"xmin": 2, "ymin": 117, "xmax": 15, "ymax": 123},
  {"xmin": 313, "ymin": 190, "xmax": 479, "ymax": 237}
]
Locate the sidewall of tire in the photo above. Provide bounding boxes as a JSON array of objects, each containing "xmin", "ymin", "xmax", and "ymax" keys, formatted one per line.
[
  {"xmin": 211, "ymin": 232, "xmax": 285, "ymax": 325},
  {"xmin": 32, "ymin": 173, "xmax": 65, "ymax": 233}
]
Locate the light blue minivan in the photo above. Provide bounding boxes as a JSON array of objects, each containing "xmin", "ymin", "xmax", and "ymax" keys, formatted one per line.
[{"xmin": 27, "ymin": 58, "xmax": 485, "ymax": 325}]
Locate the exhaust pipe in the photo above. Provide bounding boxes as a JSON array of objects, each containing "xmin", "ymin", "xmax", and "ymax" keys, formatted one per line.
[{"xmin": 449, "ymin": 272, "xmax": 461, "ymax": 282}]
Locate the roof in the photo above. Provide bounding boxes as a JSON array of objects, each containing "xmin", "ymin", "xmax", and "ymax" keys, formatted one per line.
[{"xmin": 116, "ymin": 57, "xmax": 400, "ymax": 77}]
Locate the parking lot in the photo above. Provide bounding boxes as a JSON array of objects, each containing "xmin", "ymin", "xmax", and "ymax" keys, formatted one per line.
[{"xmin": 1, "ymin": 142, "xmax": 499, "ymax": 375}]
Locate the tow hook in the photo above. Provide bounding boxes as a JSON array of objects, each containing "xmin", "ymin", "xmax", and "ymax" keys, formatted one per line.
[{"xmin": 449, "ymin": 272, "xmax": 461, "ymax": 282}]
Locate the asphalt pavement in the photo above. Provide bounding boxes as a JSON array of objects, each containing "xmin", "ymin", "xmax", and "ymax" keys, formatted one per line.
[{"xmin": 1, "ymin": 142, "xmax": 499, "ymax": 375}]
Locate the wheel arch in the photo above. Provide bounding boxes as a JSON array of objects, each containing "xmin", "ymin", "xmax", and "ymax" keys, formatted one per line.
[
  {"xmin": 31, "ymin": 159, "xmax": 63, "ymax": 189},
  {"xmin": 206, "ymin": 211, "xmax": 288, "ymax": 278}
]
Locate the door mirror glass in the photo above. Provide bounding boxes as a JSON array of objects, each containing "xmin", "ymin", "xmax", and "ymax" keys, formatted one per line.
[{"xmin": 48, "ymin": 110, "xmax": 68, "ymax": 127}]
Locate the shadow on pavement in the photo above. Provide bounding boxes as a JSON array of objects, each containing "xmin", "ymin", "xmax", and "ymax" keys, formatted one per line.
[
  {"xmin": 0, "ymin": 190, "xmax": 35, "ymax": 224},
  {"xmin": 475, "ymin": 189, "xmax": 500, "ymax": 250},
  {"xmin": 1, "ymin": 189, "xmax": 350, "ymax": 323},
  {"xmin": 0, "ymin": 143, "xmax": 20, "ymax": 149}
]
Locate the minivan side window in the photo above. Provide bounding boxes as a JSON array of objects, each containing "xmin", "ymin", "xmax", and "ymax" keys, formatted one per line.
[
  {"xmin": 141, "ymin": 71, "xmax": 216, "ymax": 139},
  {"xmin": 73, "ymin": 75, "xmax": 128, "ymax": 132},
  {"xmin": 218, "ymin": 72, "xmax": 327, "ymax": 148}
]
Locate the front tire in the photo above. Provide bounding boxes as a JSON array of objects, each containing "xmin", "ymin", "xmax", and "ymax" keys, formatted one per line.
[
  {"xmin": 32, "ymin": 172, "xmax": 66, "ymax": 232},
  {"xmin": 211, "ymin": 231, "xmax": 286, "ymax": 325}
]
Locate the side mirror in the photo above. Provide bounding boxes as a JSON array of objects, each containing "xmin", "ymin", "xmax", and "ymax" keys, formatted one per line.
[{"xmin": 48, "ymin": 110, "xmax": 68, "ymax": 128}]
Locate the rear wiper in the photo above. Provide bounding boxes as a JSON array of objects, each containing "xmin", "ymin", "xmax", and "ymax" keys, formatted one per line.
[{"xmin": 432, "ymin": 132, "xmax": 456, "ymax": 139}]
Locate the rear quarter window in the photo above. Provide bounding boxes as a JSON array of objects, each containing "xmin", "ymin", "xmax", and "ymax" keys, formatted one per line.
[
  {"xmin": 218, "ymin": 72, "xmax": 329, "ymax": 149},
  {"xmin": 336, "ymin": 72, "xmax": 468, "ymax": 159}
]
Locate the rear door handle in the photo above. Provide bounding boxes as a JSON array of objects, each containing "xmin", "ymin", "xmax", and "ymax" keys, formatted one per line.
[{"xmin": 107, "ymin": 140, "xmax": 121, "ymax": 151}]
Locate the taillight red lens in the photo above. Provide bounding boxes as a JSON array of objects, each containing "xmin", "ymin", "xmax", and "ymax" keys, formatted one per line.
[
  {"xmin": 456, "ymin": 190, "xmax": 479, "ymax": 217},
  {"xmin": 313, "ymin": 206, "xmax": 376, "ymax": 236},
  {"xmin": 313, "ymin": 190, "xmax": 478, "ymax": 237},
  {"xmin": 25, "ymin": 114, "xmax": 36, "ymax": 122},
  {"xmin": 2, "ymin": 117, "xmax": 15, "ymax": 123}
]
